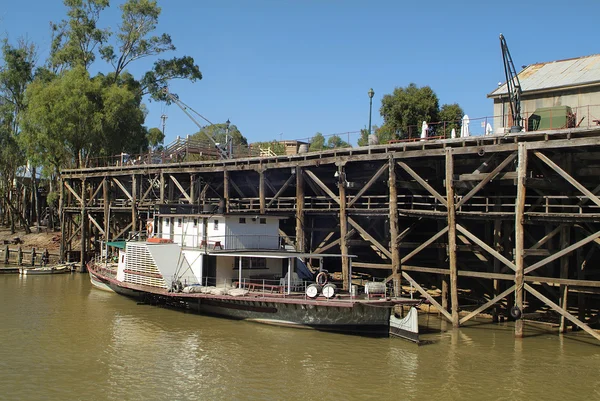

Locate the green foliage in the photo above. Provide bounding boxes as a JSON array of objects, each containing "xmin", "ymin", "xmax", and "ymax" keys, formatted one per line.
[
  {"xmin": 379, "ymin": 83, "xmax": 464, "ymax": 139},
  {"xmin": 251, "ymin": 141, "xmax": 286, "ymax": 155},
  {"xmin": 147, "ymin": 127, "xmax": 164, "ymax": 148},
  {"xmin": 357, "ymin": 125, "xmax": 396, "ymax": 146},
  {"xmin": 101, "ymin": 0, "xmax": 175, "ymax": 79},
  {"xmin": 21, "ymin": 66, "xmax": 147, "ymax": 169},
  {"xmin": 190, "ymin": 123, "xmax": 248, "ymax": 147},
  {"xmin": 50, "ymin": 0, "xmax": 110, "ymax": 70},
  {"xmin": 437, "ymin": 103, "xmax": 464, "ymax": 138},
  {"xmin": 380, "ymin": 83, "xmax": 439, "ymax": 139},
  {"xmin": 309, "ymin": 132, "xmax": 325, "ymax": 151},
  {"xmin": 0, "ymin": 39, "xmax": 36, "ymax": 115},
  {"xmin": 13, "ymin": 0, "xmax": 202, "ymax": 174},
  {"xmin": 309, "ymin": 132, "xmax": 351, "ymax": 151},
  {"xmin": 0, "ymin": 39, "xmax": 34, "ymax": 199},
  {"xmin": 100, "ymin": 0, "xmax": 202, "ymax": 100},
  {"xmin": 326, "ymin": 135, "xmax": 350, "ymax": 149},
  {"xmin": 142, "ymin": 56, "xmax": 202, "ymax": 101}
]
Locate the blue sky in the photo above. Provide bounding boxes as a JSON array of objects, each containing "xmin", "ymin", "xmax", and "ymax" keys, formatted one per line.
[{"xmin": 1, "ymin": 0, "xmax": 598, "ymax": 146}]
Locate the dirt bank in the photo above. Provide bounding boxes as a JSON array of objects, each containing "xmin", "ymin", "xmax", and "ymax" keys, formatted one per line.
[{"xmin": 0, "ymin": 227, "xmax": 61, "ymax": 252}]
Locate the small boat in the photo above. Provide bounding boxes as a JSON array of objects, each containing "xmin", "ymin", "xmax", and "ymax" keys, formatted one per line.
[{"xmin": 20, "ymin": 263, "xmax": 74, "ymax": 275}]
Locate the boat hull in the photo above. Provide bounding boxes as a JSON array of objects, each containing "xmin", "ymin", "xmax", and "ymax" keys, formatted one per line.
[
  {"xmin": 88, "ymin": 266, "xmax": 392, "ymax": 336},
  {"xmin": 89, "ymin": 270, "xmax": 117, "ymax": 293},
  {"xmin": 389, "ymin": 307, "xmax": 420, "ymax": 343},
  {"xmin": 189, "ymin": 298, "xmax": 391, "ymax": 335}
]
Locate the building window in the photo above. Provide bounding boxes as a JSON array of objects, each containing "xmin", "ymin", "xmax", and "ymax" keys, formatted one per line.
[
  {"xmin": 234, "ymin": 257, "xmax": 267, "ymax": 269},
  {"xmin": 260, "ymin": 218, "xmax": 266, "ymax": 224},
  {"xmin": 239, "ymin": 218, "xmax": 246, "ymax": 224},
  {"xmin": 214, "ymin": 220, "xmax": 219, "ymax": 230}
]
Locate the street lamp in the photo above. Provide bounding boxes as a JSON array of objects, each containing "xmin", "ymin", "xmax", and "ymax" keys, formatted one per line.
[
  {"xmin": 225, "ymin": 119, "xmax": 231, "ymax": 156},
  {"xmin": 368, "ymin": 88, "xmax": 374, "ymax": 136}
]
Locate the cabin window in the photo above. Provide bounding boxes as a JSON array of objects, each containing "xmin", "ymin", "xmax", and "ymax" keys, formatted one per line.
[
  {"xmin": 234, "ymin": 257, "xmax": 267, "ymax": 269},
  {"xmin": 177, "ymin": 218, "xmax": 182, "ymax": 227},
  {"xmin": 213, "ymin": 220, "xmax": 219, "ymax": 230},
  {"xmin": 239, "ymin": 218, "xmax": 246, "ymax": 224},
  {"xmin": 193, "ymin": 219, "xmax": 198, "ymax": 227},
  {"xmin": 260, "ymin": 218, "xmax": 266, "ymax": 224}
]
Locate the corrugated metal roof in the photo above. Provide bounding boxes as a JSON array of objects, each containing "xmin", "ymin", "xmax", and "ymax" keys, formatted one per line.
[{"xmin": 488, "ymin": 54, "xmax": 600, "ymax": 97}]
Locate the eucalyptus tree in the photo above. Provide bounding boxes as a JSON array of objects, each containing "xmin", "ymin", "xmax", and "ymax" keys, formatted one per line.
[
  {"xmin": 21, "ymin": 66, "xmax": 148, "ymax": 169},
  {"xmin": 21, "ymin": 0, "xmax": 202, "ymax": 169},
  {"xmin": 0, "ymin": 39, "xmax": 36, "ymax": 232},
  {"xmin": 49, "ymin": 0, "xmax": 110, "ymax": 71},
  {"xmin": 99, "ymin": 0, "xmax": 202, "ymax": 100}
]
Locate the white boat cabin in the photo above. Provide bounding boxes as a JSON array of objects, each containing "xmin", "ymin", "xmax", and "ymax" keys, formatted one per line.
[{"xmin": 110, "ymin": 209, "xmax": 309, "ymax": 293}]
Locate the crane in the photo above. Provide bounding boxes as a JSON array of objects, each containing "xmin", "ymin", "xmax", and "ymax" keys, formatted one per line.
[
  {"xmin": 162, "ymin": 88, "xmax": 231, "ymax": 159},
  {"xmin": 499, "ymin": 34, "xmax": 523, "ymax": 132}
]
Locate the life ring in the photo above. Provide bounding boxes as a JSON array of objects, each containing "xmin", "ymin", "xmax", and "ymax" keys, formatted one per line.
[
  {"xmin": 316, "ymin": 272, "xmax": 328, "ymax": 286},
  {"xmin": 510, "ymin": 305, "xmax": 522, "ymax": 320},
  {"xmin": 146, "ymin": 221, "xmax": 154, "ymax": 237}
]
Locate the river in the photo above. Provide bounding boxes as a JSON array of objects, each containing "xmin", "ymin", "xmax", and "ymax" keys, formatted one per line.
[{"xmin": 0, "ymin": 272, "xmax": 599, "ymax": 401}]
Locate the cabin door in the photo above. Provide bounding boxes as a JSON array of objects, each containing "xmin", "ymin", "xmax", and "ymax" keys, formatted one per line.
[{"xmin": 204, "ymin": 255, "xmax": 217, "ymax": 286}]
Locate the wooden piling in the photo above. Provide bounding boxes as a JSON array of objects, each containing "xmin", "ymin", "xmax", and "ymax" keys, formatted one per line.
[
  {"xmin": 339, "ymin": 165, "xmax": 349, "ymax": 291},
  {"xmin": 445, "ymin": 149, "xmax": 459, "ymax": 328},
  {"xmin": 295, "ymin": 166, "xmax": 305, "ymax": 252},
  {"xmin": 514, "ymin": 143, "xmax": 527, "ymax": 338},
  {"xmin": 388, "ymin": 157, "xmax": 401, "ymax": 296}
]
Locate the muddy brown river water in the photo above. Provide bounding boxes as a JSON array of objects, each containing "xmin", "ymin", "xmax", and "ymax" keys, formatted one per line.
[{"xmin": 1, "ymin": 273, "xmax": 599, "ymax": 400}]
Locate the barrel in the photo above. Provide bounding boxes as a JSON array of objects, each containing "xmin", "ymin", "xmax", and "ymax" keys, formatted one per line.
[
  {"xmin": 322, "ymin": 283, "xmax": 337, "ymax": 299},
  {"xmin": 365, "ymin": 281, "xmax": 386, "ymax": 295},
  {"xmin": 305, "ymin": 283, "xmax": 321, "ymax": 299}
]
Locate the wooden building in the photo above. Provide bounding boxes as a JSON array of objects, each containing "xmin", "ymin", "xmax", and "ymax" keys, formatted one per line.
[
  {"xmin": 60, "ymin": 127, "xmax": 600, "ymax": 341},
  {"xmin": 489, "ymin": 54, "xmax": 600, "ymax": 132}
]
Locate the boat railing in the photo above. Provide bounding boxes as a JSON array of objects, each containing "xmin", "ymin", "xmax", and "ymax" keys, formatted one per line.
[
  {"xmin": 160, "ymin": 233, "xmax": 290, "ymax": 251},
  {"xmin": 89, "ymin": 256, "xmax": 118, "ymax": 277},
  {"xmin": 202, "ymin": 234, "xmax": 285, "ymax": 251},
  {"xmin": 179, "ymin": 276, "xmax": 314, "ymax": 299}
]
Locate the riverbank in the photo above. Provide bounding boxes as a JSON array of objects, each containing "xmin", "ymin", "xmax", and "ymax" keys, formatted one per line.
[{"xmin": 0, "ymin": 226, "xmax": 61, "ymax": 252}]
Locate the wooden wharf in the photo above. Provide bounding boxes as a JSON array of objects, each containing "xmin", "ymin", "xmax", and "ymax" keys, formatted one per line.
[{"xmin": 60, "ymin": 127, "xmax": 600, "ymax": 341}]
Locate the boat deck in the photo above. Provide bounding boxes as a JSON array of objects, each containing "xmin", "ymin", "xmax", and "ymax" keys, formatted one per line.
[{"xmin": 88, "ymin": 262, "xmax": 422, "ymax": 308}]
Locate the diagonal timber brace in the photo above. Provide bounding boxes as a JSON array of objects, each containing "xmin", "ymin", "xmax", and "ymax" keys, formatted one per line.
[
  {"xmin": 348, "ymin": 162, "xmax": 389, "ymax": 207},
  {"xmin": 169, "ymin": 175, "xmax": 193, "ymax": 204},
  {"xmin": 455, "ymin": 152, "xmax": 517, "ymax": 209},
  {"xmin": 402, "ymin": 271, "xmax": 453, "ymax": 322},
  {"xmin": 534, "ymin": 151, "xmax": 600, "ymax": 208},
  {"xmin": 348, "ymin": 217, "xmax": 392, "ymax": 259},
  {"xmin": 304, "ymin": 170, "xmax": 340, "ymax": 205},
  {"xmin": 456, "ymin": 224, "xmax": 517, "ymax": 271},
  {"xmin": 397, "ymin": 161, "xmax": 448, "ymax": 207}
]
